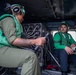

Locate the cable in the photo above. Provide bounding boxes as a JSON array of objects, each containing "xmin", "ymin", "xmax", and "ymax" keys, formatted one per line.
[{"xmin": 35, "ymin": 32, "xmax": 61, "ymax": 67}]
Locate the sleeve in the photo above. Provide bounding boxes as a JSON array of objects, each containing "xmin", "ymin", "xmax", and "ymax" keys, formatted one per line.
[
  {"xmin": 2, "ymin": 17, "xmax": 17, "ymax": 44},
  {"xmin": 53, "ymin": 32, "xmax": 66, "ymax": 49}
]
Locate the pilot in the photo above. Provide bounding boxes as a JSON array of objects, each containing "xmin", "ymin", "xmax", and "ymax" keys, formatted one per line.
[
  {"xmin": 0, "ymin": 3, "xmax": 46, "ymax": 75},
  {"xmin": 53, "ymin": 21, "xmax": 76, "ymax": 75}
]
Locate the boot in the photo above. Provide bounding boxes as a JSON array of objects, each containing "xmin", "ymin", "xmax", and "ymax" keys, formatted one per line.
[{"xmin": 61, "ymin": 71, "xmax": 67, "ymax": 75}]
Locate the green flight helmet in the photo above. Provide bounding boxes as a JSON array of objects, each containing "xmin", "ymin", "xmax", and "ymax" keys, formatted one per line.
[
  {"xmin": 4, "ymin": 3, "xmax": 25, "ymax": 15},
  {"xmin": 11, "ymin": 4, "xmax": 25, "ymax": 15},
  {"xmin": 60, "ymin": 21, "xmax": 68, "ymax": 27}
]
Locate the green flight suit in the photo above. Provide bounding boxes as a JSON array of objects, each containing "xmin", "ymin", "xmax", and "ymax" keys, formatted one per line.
[{"xmin": 53, "ymin": 32, "xmax": 76, "ymax": 50}]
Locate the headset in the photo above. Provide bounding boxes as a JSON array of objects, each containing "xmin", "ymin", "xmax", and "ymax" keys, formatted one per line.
[
  {"xmin": 11, "ymin": 4, "xmax": 25, "ymax": 15},
  {"xmin": 4, "ymin": 3, "xmax": 25, "ymax": 15}
]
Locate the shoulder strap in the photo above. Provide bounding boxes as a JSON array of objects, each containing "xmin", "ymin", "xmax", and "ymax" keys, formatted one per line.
[
  {"xmin": 67, "ymin": 33, "xmax": 71, "ymax": 39},
  {"xmin": 0, "ymin": 14, "xmax": 14, "ymax": 20}
]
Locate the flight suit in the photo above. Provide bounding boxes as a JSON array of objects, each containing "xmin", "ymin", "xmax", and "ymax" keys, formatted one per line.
[{"xmin": 0, "ymin": 14, "xmax": 41, "ymax": 75}]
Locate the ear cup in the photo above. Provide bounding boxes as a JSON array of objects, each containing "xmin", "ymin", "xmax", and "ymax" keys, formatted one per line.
[
  {"xmin": 11, "ymin": 5, "xmax": 21, "ymax": 14},
  {"xmin": 13, "ymin": 6, "xmax": 20, "ymax": 13}
]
